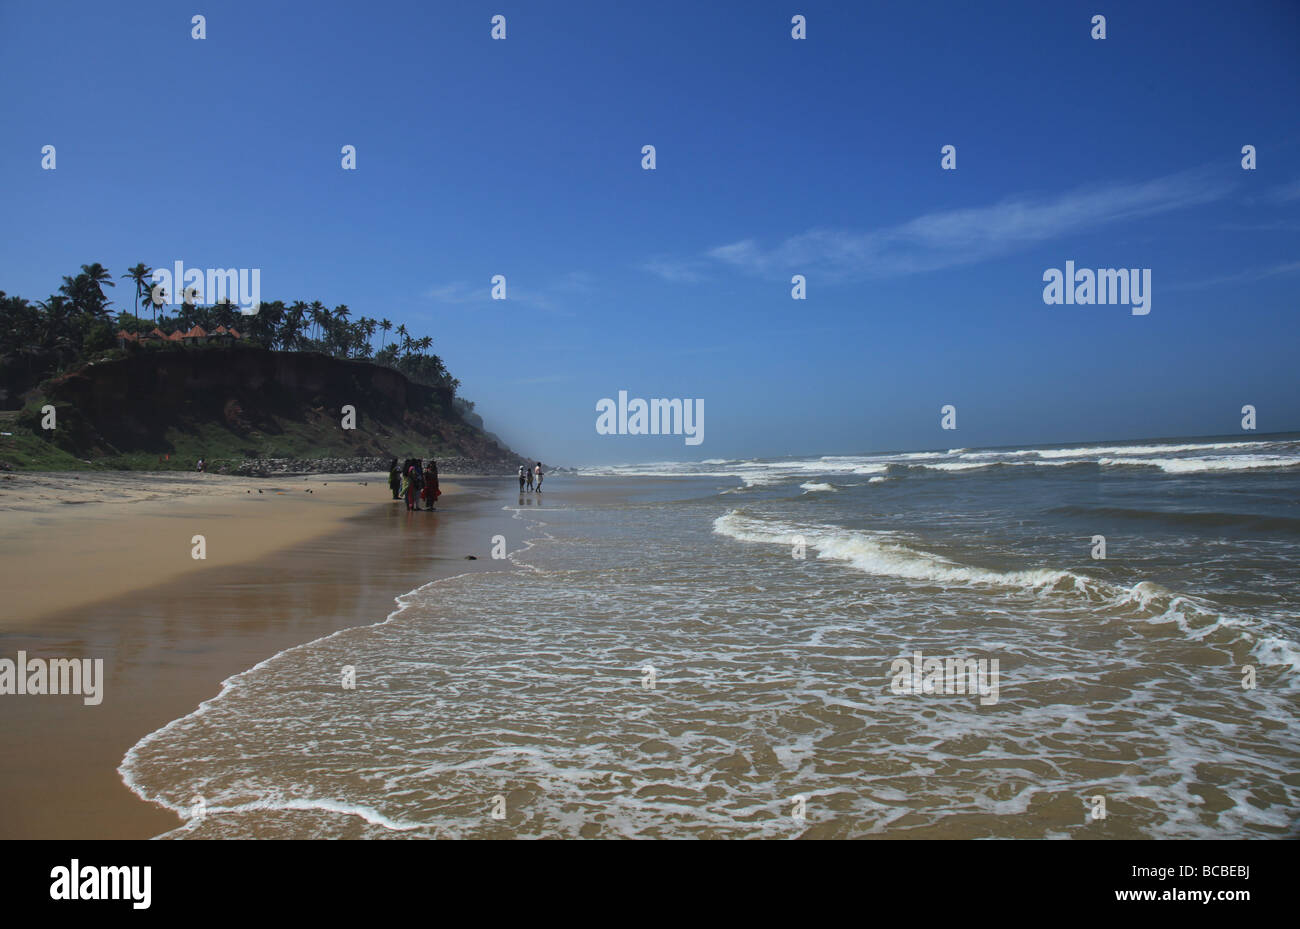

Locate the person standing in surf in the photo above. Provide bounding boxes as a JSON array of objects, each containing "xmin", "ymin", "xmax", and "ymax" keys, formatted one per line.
[
  {"xmin": 525, "ymin": 465, "xmax": 534, "ymax": 492},
  {"xmin": 534, "ymin": 462, "xmax": 544, "ymax": 492}
]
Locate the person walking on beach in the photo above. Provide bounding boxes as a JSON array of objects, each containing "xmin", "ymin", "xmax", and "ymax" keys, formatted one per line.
[
  {"xmin": 388, "ymin": 458, "xmax": 401, "ymax": 499},
  {"xmin": 423, "ymin": 459, "xmax": 441, "ymax": 510},
  {"xmin": 518, "ymin": 464, "xmax": 526, "ymax": 493},
  {"xmin": 534, "ymin": 462, "xmax": 544, "ymax": 492},
  {"xmin": 525, "ymin": 465, "xmax": 534, "ymax": 492}
]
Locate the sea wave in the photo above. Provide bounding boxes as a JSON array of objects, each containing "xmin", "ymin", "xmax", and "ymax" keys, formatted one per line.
[
  {"xmin": 711, "ymin": 509, "xmax": 1300, "ymax": 677},
  {"xmin": 1048, "ymin": 504, "xmax": 1300, "ymax": 533},
  {"xmin": 1097, "ymin": 455, "xmax": 1300, "ymax": 474},
  {"xmin": 580, "ymin": 437, "xmax": 1300, "ymax": 488},
  {"xmin": 713, "ymin": 510, "xmax": 1108, "ymax": 595}
]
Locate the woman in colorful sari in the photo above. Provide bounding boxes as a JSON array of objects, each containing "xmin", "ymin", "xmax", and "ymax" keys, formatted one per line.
[{"xmin": 401, "ymin": 464, "xmax": 419, "ymax": 511}]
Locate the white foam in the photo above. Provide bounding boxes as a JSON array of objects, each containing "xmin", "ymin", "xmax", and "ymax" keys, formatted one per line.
[
  {"xmin": 713, "ymin": 511, "xmax": 1103, "ymax": 594},
  {"xmin": 1036, "ymin": 440, "xmax": 1276, "ymax": 459},
  {"xmin": 580, "ymin": 438, "xmax": 1299, "ymax": 489},
  {"xmin": 1099, "ymin": 455, "xmax": 1300, "ymax": 473}
]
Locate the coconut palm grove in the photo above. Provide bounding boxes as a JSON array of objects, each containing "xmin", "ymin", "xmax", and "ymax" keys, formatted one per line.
[{"xmin": 0, "ymin": 262, "xmax": 463, "ymax": 404}]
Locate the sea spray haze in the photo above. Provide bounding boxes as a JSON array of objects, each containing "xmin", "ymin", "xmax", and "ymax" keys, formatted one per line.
[{"xmin": 121, "ymin": 435, "xmax": 1300, "ymax": 838}]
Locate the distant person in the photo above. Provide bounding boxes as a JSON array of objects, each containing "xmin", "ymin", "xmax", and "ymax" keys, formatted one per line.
[
  {"xmin": 534, "ymin": 462, "xmax": 544, "ymax": 491},
  {"xmin": 196, "ymin": 457, "xmax": 205, "ymax": 473},
  {"xmin": 410, "ymin": 458, "xmax": 424, "ymax": 506},
  {"xmin": 525, "ymin": 465, "xmax": 534, "ymax": 492},
  {"xmin": 423, "ymin": 460, "xmax": 441, "ymax": 510},
  {"xmin": 518, "ymin": 465, "xmax": 526, "ymax": 492},
  {"xmin": 388, "ymin": 459, "xmax": 401, "ymax": 499},
  {"xmin": 401, "ymin": 463, "xmax": 420, "ymax": 511}
]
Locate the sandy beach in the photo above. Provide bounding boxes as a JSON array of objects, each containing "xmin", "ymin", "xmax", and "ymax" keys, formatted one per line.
[{"xmin": 0, "ymin": 470, "xmax": 517, "ymax": 839}]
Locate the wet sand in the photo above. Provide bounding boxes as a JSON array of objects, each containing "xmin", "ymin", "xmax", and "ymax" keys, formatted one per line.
[{"xmin": 0, "ymin": 472, "xmax": 519, "ymax": 839}]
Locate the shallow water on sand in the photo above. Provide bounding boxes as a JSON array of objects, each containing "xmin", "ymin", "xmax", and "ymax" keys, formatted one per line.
[{"xmin": 122, "ymin": 437, "xmax": 1300, "ymax": 838}]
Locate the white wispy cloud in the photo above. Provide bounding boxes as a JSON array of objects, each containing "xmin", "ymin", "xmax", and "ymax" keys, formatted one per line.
[
  {"xmin": 1268, "ymin": 178, "xmax": 1300, "ymax": 203},
  {"xmin": 702, "ymin": 169, "xmax": 1234, "ymax": 281},
  {"xmin": 1168, "ymin": 259, "xmax": 1300, "ymax": 291},
  {"xmin": 426, "ymin": 282, "xmax": 485, "ymax": 304},
  {"xmin": 1220, "ymin": 219, "xmax": 1300, "ymax": 232},
  {"xmin": 427, "ymin": 275, "xmax": 590, "ymax": 314},
  {"xmin": 639, "ymin": 257, "xmax": 709, "ymax": 283},
  {"xmin": 553, "ymin": 270, "xmax": 597, "ymax": 293}
]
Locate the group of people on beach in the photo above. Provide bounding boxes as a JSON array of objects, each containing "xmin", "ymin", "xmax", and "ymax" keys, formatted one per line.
[
  {"xmin": 518, "ymin": 462, "xmax": 544, "ymax": 492},
  {"xmin": 389, "ymin": 458, "xmax": 440, "ymax": 511}
]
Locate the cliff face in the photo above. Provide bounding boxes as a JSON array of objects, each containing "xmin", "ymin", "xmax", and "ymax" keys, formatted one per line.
[{"xmin": 23, "ymin": 346, "xmax": 527, "ymax": 470}]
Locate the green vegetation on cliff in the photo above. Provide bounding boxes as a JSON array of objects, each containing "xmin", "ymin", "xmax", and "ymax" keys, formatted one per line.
[{"xmin": 0, "ymin": 265, "xmax": 522, "ymax": 471}]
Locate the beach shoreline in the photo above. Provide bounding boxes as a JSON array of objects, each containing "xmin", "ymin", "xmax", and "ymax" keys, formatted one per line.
[
  {"xmin": 0, "ymin": 470, "xmax": 459, "ymax": 625},
  {"xmin": 0, "ymin": 470, "xmax": 517, "ymax": 839}
]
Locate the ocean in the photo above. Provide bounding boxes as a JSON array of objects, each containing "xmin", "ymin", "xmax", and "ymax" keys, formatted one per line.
[{"xmin": 121, "ymin": 434, "xmax": 1300, "ymax": 838}]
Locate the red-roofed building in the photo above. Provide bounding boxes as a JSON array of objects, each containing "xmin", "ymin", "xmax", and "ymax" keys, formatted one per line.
[
  {"xmin": 209, "ymin": 324, "xmax": 245, "ymax": 344},
  {"xmin": 122, "ymin": 325, "xmax": 243, "ymax": 349}
]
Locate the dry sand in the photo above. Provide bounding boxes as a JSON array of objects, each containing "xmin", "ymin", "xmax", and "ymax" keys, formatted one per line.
[
  {"xmin": 0, "ymin": 470, "xmax": 518, "ymax": 838},
  {"xmin": 0, "ymin": 471, "xmax": 421, "ymax": 625}
]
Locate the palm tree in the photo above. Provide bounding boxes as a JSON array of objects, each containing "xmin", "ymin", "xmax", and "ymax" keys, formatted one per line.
[
  {"xmin": 362, "ymin": 318, "xmax": 377, "ymax": 357},
  {"xmin": 121, "ymin": 263, "xmax": 153, "ymax": 322},
  {"xmin": 59, "ymin": 272, "xmax": 109, "ymax": 319},
  {"xmin": 282, "ymin": 301, "xmax": 308, "ymax": 349},
  {"xmin": 418, "ymin": 335, "xmax": 432, "ymax": 353},
  {"xmin": 329, "ymin": 305, "xmax": 351, "ymax": 357},
  {"xmin": 308, "ymin": 300, "xmax": 327, "ymax": 343},
  {"xmin": 379, "ymin": 318, "xmax": 392, "ymax": 351},
  {"xmin": 78, "ymin": 263, "xmax": 116, "ymax": 319},
  {"xmin": 244, "ymin": 299, "xmax": 282, "ymax": 348},
  {"xmin": 80, "ymin": 263, "xmax": 115, "ymax": 298},
  {"xmin": 36, "ymin": 296, "xmax": 76, "ymax": 350}
]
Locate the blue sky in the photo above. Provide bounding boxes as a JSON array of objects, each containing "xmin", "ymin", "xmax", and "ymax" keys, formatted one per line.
[{"xmin": 1, "ymin": 0, "xmax": 1297, "ymax": 464}]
